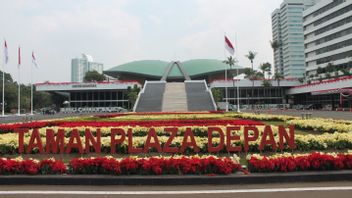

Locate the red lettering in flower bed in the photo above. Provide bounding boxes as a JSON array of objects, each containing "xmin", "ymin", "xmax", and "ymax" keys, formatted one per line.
[
  {"xmin": 144, "ymin": 128, "xmax": 162, "ymax": 153},
  {"xmin": 110, "ymin": 128, "xmax": 126, "ymax": 154},
  {"xmin": 46, "ymin": 129, "xmax": 65, "ymax": 154},
  {"xmin": 244, "ymin": 126, "xmax": 259, "ymax": 152},
  {"xmin": 17, "ymin": 125, "xmax": 296, "ymax": 154},
  {"xmin": 180, "ymin": 128, "xmax": 199, "ymax": 153},
  {"xmin": 85, "ymin": 128, "xmax": 101, "ymax": 154},
  {"xmin": 208, "ymin": 127, "xmax": 224, "ymax": 153},
  {"xmin": 278, "ymin": 125, "xmax": 296, "ymax": 150},
  {"xmin": 226, "ymin": 127, "xmax": 242, "ymax": 152},
  {"xmin": 66, "ymin": 129, "xmax": 83, "ymax": 154},
  {"xmin": 163, "ymin": 128, "xmax": 178, "ymax": 153}
]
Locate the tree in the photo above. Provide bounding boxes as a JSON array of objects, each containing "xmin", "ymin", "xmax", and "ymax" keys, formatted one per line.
[
  {"xmin": 127, "ymin": 84, "xmax": 141, "ymax": 110},
  {"xmin": 245, "ymin": 51, "xmax": 257, "ymax": 71},
  {"xmin": 273, "ymin": 72, "xmax": 284, "ymax": 86},
  {"xmin": 0, "ymin": 70, "xmax": 55, "ymax": 113},
  {"xmin": 270, "ymin": 40, "xmax": 281, "ymax": 52},
  {"xmin": 243, "ymin": 68, "xmax": 256, "ymax": 107},
  {"xmin": 83, "ymin": 70, "xmax": 106, "ymax": 82},
  {"xmin": 260, "ymin": 62, "xmax": 272, "ymax": 78},
  {"xmin": 223, "ymin": 56, "xmax": 237, "ymax": 68},
  {"xmin": 243, "ymin": 68, "xmax": 256, "ymax": 81},
  {"xmin": 223, "ymin": 56, "xmax": 238, "ymax": 80},
  {"xmin": 262, "ymin": 79, "xmax": 272, "ymax": 87},
  {"xmin": 211, "ymin": 88, "xmax": 222, "ymax": 103}
]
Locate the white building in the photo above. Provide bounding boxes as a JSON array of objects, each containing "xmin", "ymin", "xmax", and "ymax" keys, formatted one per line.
[
  {"xmin": 271, "ymin": 0, "xmax": 317, "ymax": 78},
  {"xmin": 303, "ymin": 0, "xmax": 352, "ymax": 79},
  {"xmin": 71, "ymin": 54, "xmax": 104, "ymax": 82}
]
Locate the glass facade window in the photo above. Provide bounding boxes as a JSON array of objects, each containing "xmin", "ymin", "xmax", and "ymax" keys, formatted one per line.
[
  {"xmin": 69, "ymin": 90, "xmax": 130, "ymax": 108},
  {"xmin": 316, "ymin": 50, "xmax": 352, "ymax": 64},
  {"xmin": 315, "ymin": 15, "xmax": 352, "ymax": 36},
  {"xmin": 313, "ymin": 4, "xmax": 352, "ymax": 27},
  {"xmin": 316, "ymin": 38, "xmax": 352, "ymax": 55}
]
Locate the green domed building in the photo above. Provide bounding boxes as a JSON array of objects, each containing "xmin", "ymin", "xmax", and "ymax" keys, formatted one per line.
[{"xmin": 104, "ymin": 59, "xmax": 244, "ymax": 83}]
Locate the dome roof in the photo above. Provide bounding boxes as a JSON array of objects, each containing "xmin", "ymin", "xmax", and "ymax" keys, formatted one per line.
[{"xmin": 105, "ymin": 59, "xmax": 243, "ymax": 79}]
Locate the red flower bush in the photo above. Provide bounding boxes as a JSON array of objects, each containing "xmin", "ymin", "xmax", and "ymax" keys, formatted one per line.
[
  {"xmin": 0, "ymin": 158, "xmax": 39, "ymax": 174},
  {"xmin": 248, "ymin": 152, "xmax": 352, "ymax": 172},
  {"xmin": 68, "ymin": 156, "xmax": 242, "ymax": 175},
  {"xmin": 0, "ymin": 158, "xmax": 66, "ymax": 175},
  {"xmin": 39, "ymin": 159, "xmax": 66, "ymax": 174}
]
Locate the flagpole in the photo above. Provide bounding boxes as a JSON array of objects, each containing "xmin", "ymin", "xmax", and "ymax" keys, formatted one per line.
[
  {"xmin": 1, "ymin": 56, "xmax": 4, "ymax": 117},
  {"xmin": 17, "ymin": 46, "xmax": 20, "ymax": 116},
  {"xmin": 2, "ymin": 40, "xmax": 6, "ymax": 117},
  {"xmin": 30, "ymin": 59, "xmax": 33, "ymax": 115},
  {"xmin": 224, "ymin": 33, "xmax": 229, "ymax": 112},
  {"xmin": 235, "ymin": 33, "xmax": 240, "ymax": 113}
]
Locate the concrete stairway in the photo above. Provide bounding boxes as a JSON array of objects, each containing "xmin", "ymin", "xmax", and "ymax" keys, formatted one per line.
[
  {"xmin": 134, "ymin": 81, "xmax": 165, "ymax": 112},
  {"xmin": 162, "ymin": 82, "xmax": 188, "ymax": 112},
  {"xmin": 185, "ymin": 81, "xmax": 217, "ymax": 111}
]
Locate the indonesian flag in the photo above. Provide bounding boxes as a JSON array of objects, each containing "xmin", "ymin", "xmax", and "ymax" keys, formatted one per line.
[
  {"xmin": 225, "ymin": 35, "xmax": 235, "ymax": 55},
  {"xmin": 4, "ymin": 40, "xmax": 8, "ymax": 64},
  {"xmin": 32, "ymin": 51, "xmax": 38, "ymax": 68},
  {"xmin": 18, "ymin": 46, "xmax": 21, "ymax": 67}
]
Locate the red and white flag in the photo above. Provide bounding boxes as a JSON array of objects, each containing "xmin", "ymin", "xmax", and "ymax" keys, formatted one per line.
[
  {"xmin": 32, "ymin": 51, "xmax": 38, "ymax": 68},
  {"xmin": 224, "ymin": 35, "xmax": 235, "ymax": 55},
  {"xmin": 4, "ymin": 40, "xmax": 8, "ymax": 64},
  {"xmin": 18, "ymin": 46, "xmax": 21, "ymax": 67}
]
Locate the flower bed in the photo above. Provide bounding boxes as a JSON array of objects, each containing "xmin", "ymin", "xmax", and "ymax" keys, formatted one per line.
[
  {"xmin": 1, "ymin": 126, "xmax": 352, "ymax": 154},
  {"xmin": 94, "ymin": 111, "xmax": 224, "ymax": 118},
  {"xmin": 286, "ymin": 119, "xmax": 352, "ymax": 133},
  {"xmin": 0, "ymin": 156, "xmax": 242, "ymax": 175},
  {"xmin": 0, "ymin": 119, "xmax": 263, "ymax": 134},
  {"xmin": 248, "ymin": 152, "xmax": 352, "ymax": 172},
  {"xmin": 0, "ymin": 158, "xmax": 66, "ymax": 175}
]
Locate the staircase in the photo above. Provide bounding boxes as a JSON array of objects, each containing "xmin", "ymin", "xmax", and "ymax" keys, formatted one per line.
[
  {"xmin": 185, "ymin": 81, "xmax": 217, "ymax": 111},
  {"xmin": 134, "ymin": 81, "xmax": 165, "ymax": 112},
  {"xmin": 162, "ymin": 83, "xmax": 188, "ymax": 112},
  {"xmin": 134, "ymin": 80, "xmax": 217, "ymax": 112}
]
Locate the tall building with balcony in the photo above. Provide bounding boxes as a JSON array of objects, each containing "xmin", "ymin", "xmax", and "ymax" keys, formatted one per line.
[
  {"xmin": 271, "ymin": 0, "xmax": 317, "ymax": 78},
  {"xmin": 71, "ymin": 54, "xmax": 104, "ymax": 82},
  {"xmin": 303, "ymin": 0, "xmax": 352, "ymax": 80}
]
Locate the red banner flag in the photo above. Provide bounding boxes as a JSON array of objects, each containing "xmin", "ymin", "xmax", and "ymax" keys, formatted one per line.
[{"xmin": 225, "ymin": 35, "xmax": 235, "ymax": 55}]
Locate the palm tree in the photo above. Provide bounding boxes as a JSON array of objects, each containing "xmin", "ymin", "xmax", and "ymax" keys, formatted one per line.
[
  {"xmin": 243, "ymin": 68, "xmax": 256, "ymax": 108},
  {"xmin": 223, "ymin": 56, "xmax": 238, "ymax": 109},
  {"xmin": 223, "ymin": 56, "xmax": 237, "ymax": 68},
  {"xmin": 260, "ymin": 62, "xmax": 272, "ymax": 79},
  {"xmin": 273, "ymin": 72, "xmax": 284, "ymax": 99},
  {"xmin": 270, "ymin": 40, "xmax": 281, "ymax": 52},
  {"xmin": 273, "ymin": 72, "xmax": 284, "ymax": 86},
  {"xmin": 245, "ymin": 51, "xmax": 257, "ymax": 71},
  {"xmin": 244, "ymin": 68, "xmax": 256, "ymax": 81}
]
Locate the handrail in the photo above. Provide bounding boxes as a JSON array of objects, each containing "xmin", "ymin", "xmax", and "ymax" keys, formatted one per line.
[
  {"xmin": 132, "ymin": 81, "xmax": 148, "ymax": 112},
  {"xmin": 203, "ymin": 80, "xmax": 217, "ymax": 110}
]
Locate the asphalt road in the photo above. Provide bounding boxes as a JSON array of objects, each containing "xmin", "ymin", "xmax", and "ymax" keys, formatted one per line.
[{"xmin": 0, "ymin": 181, "xmax": 351, "ymax": 198}]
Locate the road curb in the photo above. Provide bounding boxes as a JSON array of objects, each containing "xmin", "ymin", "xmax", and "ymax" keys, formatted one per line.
[{"xmin": 0, "ymin": 171, "xmax": 351, "ymax": 185}]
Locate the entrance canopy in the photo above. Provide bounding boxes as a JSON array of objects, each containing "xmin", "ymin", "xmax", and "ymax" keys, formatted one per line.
[{"xmin": 161, "ymin": 61, "xmax": 191, "ymax": 81}]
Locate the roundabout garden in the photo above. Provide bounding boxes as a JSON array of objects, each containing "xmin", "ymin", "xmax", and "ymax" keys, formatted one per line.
[{"xmin": 0, "ymin": 112, "xmax": 351, "ymax": 177}]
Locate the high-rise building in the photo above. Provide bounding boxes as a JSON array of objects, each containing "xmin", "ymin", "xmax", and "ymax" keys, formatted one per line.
[
  {"xmin": 71, "ymin": 54, "xmax": 104, "ymax": 82},
  {"xmin": 271, "ymin": 0, "xmax": 317, "ymax": 78},
  {"xmin": 303, "ymin": 0, "xmax": 352, "ymax": 80}
]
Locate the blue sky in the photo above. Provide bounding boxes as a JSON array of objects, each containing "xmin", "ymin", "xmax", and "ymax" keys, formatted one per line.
[{"xmin": 0, "ymin": 0, "xmax": 282, "ymax": 83}]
